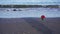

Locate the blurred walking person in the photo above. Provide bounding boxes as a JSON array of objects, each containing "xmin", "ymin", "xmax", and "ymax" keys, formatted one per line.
[{"xmin": 41, "ymin": 15, "xmax": 45, "ymax": 21}]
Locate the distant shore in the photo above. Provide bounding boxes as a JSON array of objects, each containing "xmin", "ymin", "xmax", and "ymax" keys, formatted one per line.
[{"xmin": 0, "ymin": 5, "xmax": 60, "ymax": 8}]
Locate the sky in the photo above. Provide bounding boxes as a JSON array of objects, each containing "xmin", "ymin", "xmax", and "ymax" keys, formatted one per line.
[{"xmin": 0, "ymin": 0, "xmax": 60, "ymax": 5}]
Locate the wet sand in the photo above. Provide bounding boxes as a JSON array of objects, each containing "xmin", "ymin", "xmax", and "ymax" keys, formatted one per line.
[{"xmin": 0, "ymin": 17, "xmax": 60, "ymax": 34}]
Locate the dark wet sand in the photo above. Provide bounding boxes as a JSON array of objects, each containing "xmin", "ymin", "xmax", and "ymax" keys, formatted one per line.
[{"xmin": 0, "ymin": 18, "xmax": 60, "ymax": 34}]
